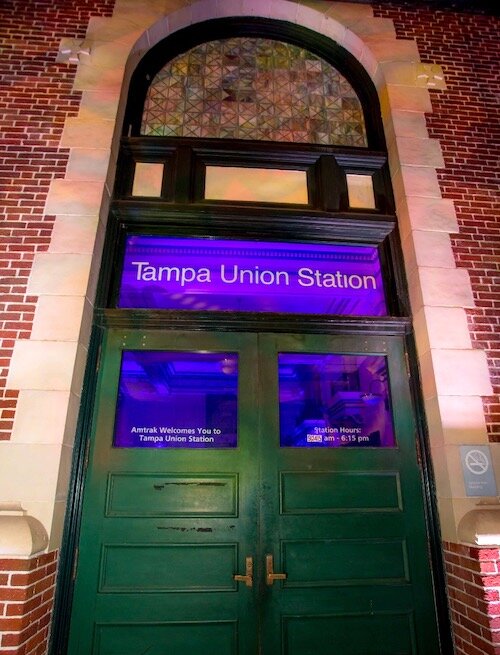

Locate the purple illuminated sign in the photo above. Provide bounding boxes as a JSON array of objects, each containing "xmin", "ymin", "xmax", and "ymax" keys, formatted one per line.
[
  {"xmin": 118, "ymin": 236, "xmax": 387, "ymax": 316},
  {"xmin": 279, "ymin": 353, "xmax": 395, "ymax": 448},
  {"xmin": 114, "ymin": 351, "xmax": 238, "ymax": 449}
]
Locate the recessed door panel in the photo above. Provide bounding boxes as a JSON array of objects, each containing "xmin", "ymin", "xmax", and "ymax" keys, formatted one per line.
[
  {"xmin": 280, "ymin": 470, "xmax": 403, "ymax": 513},
  {"xmin": 282, "ymin": 612, "xmax": 416, "ymax": 655},
  {"xmin": 94, "ymin": 621, "xmax": 237, "ymax": 655},
  {"xmin": 281, "ymin": 538, "xmax": 409, "ymax": 586},
  {"xmin": 106, "ymin": 473, "xmax": 239, "ymax": 517},
  {"xmin": 99, "ymin": 543, "xmax": 238, "ymax": 592}
]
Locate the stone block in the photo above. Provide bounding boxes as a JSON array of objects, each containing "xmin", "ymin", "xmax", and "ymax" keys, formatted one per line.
[
  {"xmin": 66, "ymin": 149, "xmax": 111, "ymax": 182},
  {"xmin": 398, "ymin": 196, "xmax": 459, "ymax": 239},
  {"xmin": 436, "ymin": 497, "xmax": 459, "ymax": 543},
  {"xmin": 296, "ymin": 3, "xmax": 330, "ymax": 31},
  {"xmin": 78, "ymin": 89, "xmax": 121, "ymax": 121},
  {"xmin": 27, "ymin": 253, "xmax": 92, "ymax": 296},
  {"xmin": 348, "ymin": 17, "xmax": 395, "ymax": 38},
  {"xmin": 167, "ymin": 4, "xmax": 193, "ymax": 31},
  {"xmin": 364, "ymin": 35, "xmax": 419, "ymax": 64},
  {"xmin": 31, "ymin": 296, "xmax": 86, "ymax": 342},
  {"xmin": 431, "ymin": 444, "xmax": 466, "ymax": 499},
  {"xmin": 327, "ymin": 2, "xmax": 374, "ymax": 21},
  {"xmin": 385, "ymin": 109, "xmax": 429, "ymax": 140},
  {"xmin": 432, "ymin": 349, "xmax": 493, "ymax": 397},
  {"xmin": 413, "ymin": 306, "xmax": 472, "ymax": 354},
  {"xmin": 299, "ymin": 0, "xmax": 331, "ymax": 16},
  {"xmin": 391, "ymin": 166, "xmax": 442, "ymax": 204},
  {"xmin": 412, "ymin": 266, "xmax": 475, "ymax": 310},
  {"xmin": 63, "ymin": 392, "xmax": 82, "ymax": 447},
  {"xmin": 71, "ymin": 342, "xmax": 90, "ymax": 398},
  {"xmin": 391, "ymin": 136, "xmax": 444, "ymax": 169},
  {"xmin": 409, "ymin": 230, "xmax": 456, "ymax": 269},
  {"xmin": 146, "ymin": 15, "xmax": 170, "ymax": 48},
  {"xmin": 0, "ymin": 444, "xmax": 62, "ymax": 504},
  {"xmin": 7, "ymin": 341, "xmax": 79, "ymax": 392},
  {"xmin": 45, "ymin": 179, "xmax": 105, "ymax": 216},
  {"xmin": 86, "ymin": 15, "xmax": 148, "ymax": 46},
  {"xmin": 73, "ymin": 61, "xmax": 125, "ymax": 92},
  {"xmin": 320, "ymin": 18, "xmax": 348, "ymax": 49},
  {"xmin": 61, "ymin": 117, "xmax": 115, "ymax": 150},
  {"xmin": 11, "ymin": 390, "xmax": 71, "ymax": 445},
  {"xmin": 340, "ymin": 26, "xmax": 366, "ymax": 61},
  {"xmin": 426, "ymin": 395, "xmax": 489, "ymax": 446},
  {"xmin": 49, "ymin": 216, "xmax": 99, "ymax": 256}
]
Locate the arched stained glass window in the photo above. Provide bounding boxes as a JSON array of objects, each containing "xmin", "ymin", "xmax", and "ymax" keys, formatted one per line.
[{"xmin": 141, "ymin": 37, "xmax": 367, "ymax": 147}]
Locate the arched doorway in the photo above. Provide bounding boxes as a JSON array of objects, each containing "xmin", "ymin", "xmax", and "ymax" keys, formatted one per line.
[{"xmin": 64, "ymin": 19, "xmax": 443, "ymax": 655}]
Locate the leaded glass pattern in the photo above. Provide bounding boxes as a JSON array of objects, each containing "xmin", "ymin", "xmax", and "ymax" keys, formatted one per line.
[{"xmin": 141, "ymin": 37, "xmax": 367, "ymax": 146}]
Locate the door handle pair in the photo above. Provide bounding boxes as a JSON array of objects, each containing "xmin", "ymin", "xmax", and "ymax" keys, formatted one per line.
[{"xmin": 233, "ymin": 554, "xmax": 286, "ymax": 588}]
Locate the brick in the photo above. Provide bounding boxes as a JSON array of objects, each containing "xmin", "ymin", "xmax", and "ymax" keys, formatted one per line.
[
  {"xmin": 0, "ymin": 560, "xmax": 32, "ymax": 573},
  {"xmin": 0, "ymin": 588, "xmax": 29, "ymax": 602},
  {"xmin": 0, "ymin": 617, "xmax": 26, "ymax": 631}
]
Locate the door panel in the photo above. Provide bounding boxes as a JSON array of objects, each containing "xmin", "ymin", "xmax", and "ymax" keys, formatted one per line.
[
  {"xmin": 68, "ymin": 330, "xmax": 440, "ymax": 655},
  {"xmin": 282, "ymin": 613, "xmax": 416, "ymax": 655},
  {"xmin": 93, "ymin": 622, "xmax": 238, "ymax": 655},
  {"xmin": 68, "ymin": 330, "xmax": 260, "ymax": 655},
  {"xmin": 258, "ymin": 333, "xmax": 439, "ymax": 655}
]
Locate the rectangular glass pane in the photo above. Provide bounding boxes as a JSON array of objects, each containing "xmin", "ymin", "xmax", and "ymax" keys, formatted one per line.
[
  {"xmin": 279, "ymin": 353, "xmax": 395, "ymax": 448},
  {"xmin": 114, "ymin": 351, "xmax": 238, "ymax": 448},
  {"xmin": 132, "ymin": 162, "xmax": 164, "ymax": 197},
  {"xmin": 346, "ymin": 173, "xmax": 376, "ymax": 209},
  {"xmin": 118, "ymin": 237, "xmax": 387, "ymax": 316},
  {"xmin": 205, "ymin": 166, "xmax": 308, "ymax": 204}
]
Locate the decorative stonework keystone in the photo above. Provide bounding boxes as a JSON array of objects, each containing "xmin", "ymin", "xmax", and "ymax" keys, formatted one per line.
[
  {"xmin": 415, "ymin": 63, "xmax": 446, "ymax": 90},
  {"xmin": 57, "ymin": 38, "xmax": 91, "ymax": 64}
]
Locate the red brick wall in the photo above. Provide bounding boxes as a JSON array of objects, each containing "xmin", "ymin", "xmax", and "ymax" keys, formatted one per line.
[
  {"xmin": 373, "ymin": 4, "xmax": 500, "ymax": 442},
  {"xmin": 0, "ymin": 552, "xmax": 58, "ymax": 655},
  {"xmin": 444, "ymin": 542, "xmax": 500, "ymax": 655},
  {"xmin": 371, "ymin": 7, "xmax": 500, "ymax": 654},
  {"xmin": 0, "ymin": 0, "xmax": 115, "ymax": 441}
]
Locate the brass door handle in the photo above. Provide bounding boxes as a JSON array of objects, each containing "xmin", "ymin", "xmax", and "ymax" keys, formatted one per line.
[
  {"xmin": 266, "ymin": 554, "xmax": 287, "ymax": 586},
  {"xmin": 233, "ymin": 556, "xmax": 253, "ymax": 587}
]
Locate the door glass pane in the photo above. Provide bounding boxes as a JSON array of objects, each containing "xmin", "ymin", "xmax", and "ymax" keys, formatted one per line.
[
  {"xmin": 113, "ymin": 351, "xmax": 238, "ymax": 448},
  {"xmin": 279, "ymin": 353, "xmax": 395, "ymax": 448},
  {"xmin": 205, "ymin": 166, "xmax": 308, "ymax": 204}
]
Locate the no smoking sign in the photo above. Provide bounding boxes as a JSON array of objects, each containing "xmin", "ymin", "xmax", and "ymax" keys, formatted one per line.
[{"xmin": 460, "ymin": 446, "xmax": 497, "ymax": 497}]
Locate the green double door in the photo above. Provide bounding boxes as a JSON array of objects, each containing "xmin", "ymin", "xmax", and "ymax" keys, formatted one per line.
[{"xmin": 68, "ymin": 329, "xmax": 441, "ymax": 655}]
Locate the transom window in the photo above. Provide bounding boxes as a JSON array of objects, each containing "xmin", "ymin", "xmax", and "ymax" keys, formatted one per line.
[{"xmin": 141, "ymin": 37, "xmax": 367, "ymax": 147}]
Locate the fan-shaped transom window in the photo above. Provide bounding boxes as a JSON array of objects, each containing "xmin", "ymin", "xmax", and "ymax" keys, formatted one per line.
[{"xmin": 141, "ymin": 37, "xmax": 367, "ymax": 147}]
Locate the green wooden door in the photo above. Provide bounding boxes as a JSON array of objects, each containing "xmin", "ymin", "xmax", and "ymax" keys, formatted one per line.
[
  {"xmin": 67, "ymin": 329, "xmax": 440, "ymax": 654},
  {"xmin": 68, "ymin": 329, "xmax": 260, "ymax": 655},
  {"xmin": 257, "ymin": 333, "xmax": 440, "ymax": 655}
]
